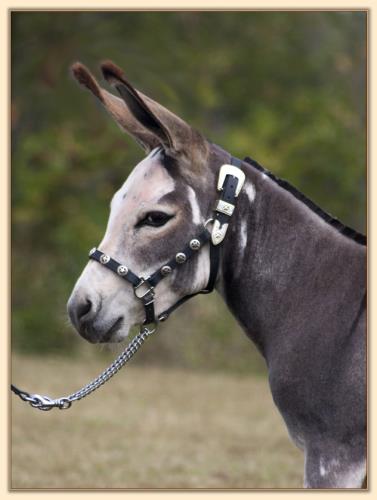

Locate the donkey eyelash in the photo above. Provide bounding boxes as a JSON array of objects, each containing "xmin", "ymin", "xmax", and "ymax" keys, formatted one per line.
[{"xmin": 136, "ymin": 211, "xmax": 174, "ymax": 228}]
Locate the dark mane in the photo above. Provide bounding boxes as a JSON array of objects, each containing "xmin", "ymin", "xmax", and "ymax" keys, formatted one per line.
[{"xmin": 244, "ymin": 156, "xmax": 366, "ymax": 246}]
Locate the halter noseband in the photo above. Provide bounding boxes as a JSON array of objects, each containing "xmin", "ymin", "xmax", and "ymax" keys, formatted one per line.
[{"xmin": 88, "ymin": 156, "xmax": 245, "ymax": 327}]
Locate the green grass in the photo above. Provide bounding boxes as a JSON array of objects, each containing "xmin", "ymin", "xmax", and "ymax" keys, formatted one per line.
[{"xmin": 11, "ymin": 353, "xmax": 303, "ymax": 489}]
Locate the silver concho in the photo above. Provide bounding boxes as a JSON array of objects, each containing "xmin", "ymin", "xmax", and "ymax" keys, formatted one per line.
[
  {"xmin": 100, "ymin": 254, "xmax": 110, "ymax": 264},
  {"xmin": 88, "ymin": 247, "xmax": 97, "ymax": 256},
  {"xmin": 117, "ymin": 265, "xmax": 128, "ymax": 276},
  {"xmin": 189, "ymin": 239, "xmax": 201, "ymax": 250},
  {"xmin": 161, "ymin": 265, "xmax": 172, "ymax": 276},
  {"xmin": 175, "ymin": 252, "xmax": 187, "ymax": 264}
]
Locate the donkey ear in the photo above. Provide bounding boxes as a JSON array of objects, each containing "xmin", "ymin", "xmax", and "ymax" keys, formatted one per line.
[
  {"xmin": 71, "ymin": 62, "xmax": 160, "ymax": 153},
  {"xmin": 100, "ymin": 61, "xmax": 208, "ymax": 164}
]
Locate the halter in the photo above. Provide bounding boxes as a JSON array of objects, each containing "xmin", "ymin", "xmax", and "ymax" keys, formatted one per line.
[
  {"xmin": 11, "ymin": 156, "xmax": 245, "ymax": 411},
  {"xmin": 88, "ymin": 156, "xmax": 246, "ymax": 327}
]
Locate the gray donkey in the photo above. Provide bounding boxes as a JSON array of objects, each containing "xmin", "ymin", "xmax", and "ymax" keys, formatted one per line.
[{"xmin": 68, "ymin": 60, "xmax": 366, "ymax": 489}]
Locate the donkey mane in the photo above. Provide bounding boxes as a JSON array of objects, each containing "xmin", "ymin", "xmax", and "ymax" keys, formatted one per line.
[{"xmin": 244, "ymin": 156, "xmax": 367, "ymax": 246}]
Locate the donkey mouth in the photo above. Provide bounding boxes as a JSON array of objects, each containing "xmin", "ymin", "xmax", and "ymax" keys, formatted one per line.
[
  {"xmin": 79, "ymin": 316, "xmax": 124, "ymax": 344},
  {"xmin": 99, "ymin": 316, "xmax": 124, "ymax": 343}
]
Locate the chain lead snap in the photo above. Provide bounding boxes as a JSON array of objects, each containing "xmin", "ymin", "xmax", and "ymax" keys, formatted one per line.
[{"xmin": 58, "ymin": 398, "xmax": 72, "ymax": 410}]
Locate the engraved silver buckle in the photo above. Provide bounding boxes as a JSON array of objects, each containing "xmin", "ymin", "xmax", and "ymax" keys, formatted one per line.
[{"xmin": 217, "ymin": 164, "xmax": 246, "ymax": 197}]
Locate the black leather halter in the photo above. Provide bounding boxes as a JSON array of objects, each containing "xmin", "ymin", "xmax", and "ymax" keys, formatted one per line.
[{"xmin": 88, "ymin": 156, "xmax": 245, "ymax": 327}]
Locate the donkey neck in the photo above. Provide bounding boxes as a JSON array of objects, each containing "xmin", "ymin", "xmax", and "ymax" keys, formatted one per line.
[{"xmin": 217, "ymin": 159, "xmax": 366, "ymax": 363}]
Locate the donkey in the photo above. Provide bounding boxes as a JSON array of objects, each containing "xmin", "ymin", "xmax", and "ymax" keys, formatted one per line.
[{"xmin": 67, "ymin": 60, "xmax": 366, "ymax": 489}]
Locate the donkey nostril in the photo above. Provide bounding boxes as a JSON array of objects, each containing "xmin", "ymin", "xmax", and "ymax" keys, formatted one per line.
[
  {"xmin": 68, "ymin": 295, "xmax": 101, "ymax": 332},
  {"xmin": 77, "ymin": 299, "xmax": 92, "ymax": 320}
]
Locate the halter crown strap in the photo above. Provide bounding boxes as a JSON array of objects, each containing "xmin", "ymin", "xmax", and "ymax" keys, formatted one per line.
[
  {"xmin": 88, "ymin": 156, "xmax": 245, "ymax": 326},
  {"xmin": 211, "ymin": 156, "xmax": 246, "ymax": 245}
]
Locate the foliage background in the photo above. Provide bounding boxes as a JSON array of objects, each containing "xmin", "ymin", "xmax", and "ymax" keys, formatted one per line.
[{"xmin": 11, "ymin": 11, "xmax": 366, "ymax": 372}]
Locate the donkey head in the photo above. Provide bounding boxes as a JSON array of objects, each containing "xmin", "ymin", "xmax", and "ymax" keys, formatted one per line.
[{"xmin": 67, "ymin": 61, "xmax": 226, "ymax": 343}]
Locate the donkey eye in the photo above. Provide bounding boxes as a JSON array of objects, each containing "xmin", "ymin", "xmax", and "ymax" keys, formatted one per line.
[{"xmin": 137, "ymin": 211, "xmax": 174, "ymax": 228}]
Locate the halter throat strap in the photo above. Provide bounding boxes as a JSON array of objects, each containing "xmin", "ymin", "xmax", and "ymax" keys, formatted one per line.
[{"xmin": 88, "ymin": 155, "xmax": 244, "ymax": 326}]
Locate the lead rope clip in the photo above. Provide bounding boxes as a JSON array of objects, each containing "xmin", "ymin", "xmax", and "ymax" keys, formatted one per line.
[{"xmin": 11, "ymin": 324, "xmax": 157, "ymax": 411}]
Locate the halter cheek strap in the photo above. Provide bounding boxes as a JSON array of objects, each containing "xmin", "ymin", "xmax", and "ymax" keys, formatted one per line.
[
  {"xmin": 88, "ymin": 156, "xmax": 245, "ymax": 326},
  {"xmin": 89, "ymin": 227, "xmax": 214, "ymax": 325}
]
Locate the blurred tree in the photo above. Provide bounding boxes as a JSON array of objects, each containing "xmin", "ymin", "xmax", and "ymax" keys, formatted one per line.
[{"xmin": 11, "ymin": 11, "xmax": 366, "ymax": 367}]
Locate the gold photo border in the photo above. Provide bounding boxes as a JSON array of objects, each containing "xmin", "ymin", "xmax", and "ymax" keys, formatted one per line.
[{"xmin": 2, "ymin": 2, "xmax": 372, "ymax": 498}]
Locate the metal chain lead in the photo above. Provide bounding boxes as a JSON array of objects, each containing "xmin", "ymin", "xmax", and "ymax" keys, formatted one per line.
[{"xmin": 11, "ymin": 325, "xmax": 156, "ymax": 411}]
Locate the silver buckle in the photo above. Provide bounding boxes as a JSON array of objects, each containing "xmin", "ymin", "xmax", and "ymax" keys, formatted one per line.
[
  {"xmin": 134, "ymin": 279, "xmax": 155, "ymax": 304},
  {"xmin": 217, "ymin": 164, "xmax": 246, "ymax": 197}
]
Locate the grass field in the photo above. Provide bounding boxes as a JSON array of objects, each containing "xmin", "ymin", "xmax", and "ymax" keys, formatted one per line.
[{"xmin": 11, "ymin": 353, "xmax": 303, "ymax": 489}]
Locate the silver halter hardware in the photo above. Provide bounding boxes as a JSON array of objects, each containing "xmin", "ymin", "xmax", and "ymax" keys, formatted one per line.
[
  {"xmin": 211, "ymin": 164, "xmax": 245, "ymax": 245},
  {"xmin": 117, "ymin": 265, "xmax": 128, "ymax": 276},
  {"xmin": 189, "ymin": 239, "xmax": 201, "ymax": 250},
  {"xmin": 175, "ymin": 252, "xmax": 187, "ymax": 263},
  {"xmin": 100, "ymin": 254, "xmax": 110, "ymax": 264},
  {"xmin": 133, "ymin": 279, "xmax": 155, "ymax": 302},
  {"xmin": 217, "ymin": 164, "xmax": 246, "ymax": 197},
  {"xmin": 161, "ymin": 265, "xmax": 172, "ymax": 275}
]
